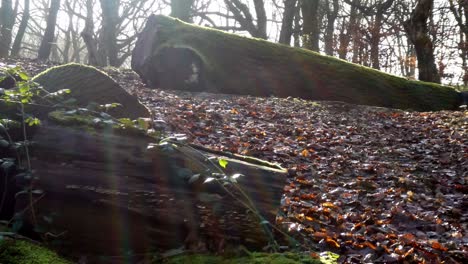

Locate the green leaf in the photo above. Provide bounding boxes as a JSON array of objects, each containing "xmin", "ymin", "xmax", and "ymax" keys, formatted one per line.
[
  {"xmin": 320, "ymin": 251, "xmax": 340, "ymax": 264},
  {"xmin": 118, "ymin": 118, "xmax": 134, "ymax": 127},
  {"xmin": 18, "ymin": 71, "xmax": 29, "ymax": 81},
  {"xmin": 218, "ymin": 158, "xmax": 228, "ymax": 169},
  {"xmin": 26, "ymin": 117, "xmax": 41, "ymax": 126}
]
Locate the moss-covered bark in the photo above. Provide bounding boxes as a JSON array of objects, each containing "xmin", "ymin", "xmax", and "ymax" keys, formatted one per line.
[
  {"xmin": 0, "ymin": 240, "xmax": 71, "ymax": 264},
  {"xmin": 32, "ymin": 63, "xmax": 151, "ymax": 119},
  {"xmin": 132, "ymin": 15, "xmax": 462, "ymax": 111}
]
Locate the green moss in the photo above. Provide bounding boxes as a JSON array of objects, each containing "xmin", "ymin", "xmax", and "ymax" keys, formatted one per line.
[
  {"xmin": 0, "ymin": 240, "xmax": 71, "ymax": 264},
  {"xmin": 48, "ymin": 110, "xmax": 150, "ymax": 138},
  {"xmin": 143, "ymin": 15, "xmax": 461, "ymax": 111},
  {"xmin": 48, "ymin": 110, "xmax": 95, "ymax": 127},
  {"xmin": 161, "ymin": 252, "xmax": 322, "ymax": 264}
]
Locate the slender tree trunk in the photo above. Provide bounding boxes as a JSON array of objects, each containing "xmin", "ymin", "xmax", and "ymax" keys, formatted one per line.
[
  {"xmin": 369, "ymin": 0, "xmax": 394, "ymax": 70},
  {"xmin": 170, "ymin": 0, "xmax": 194, "ymax": 22},
  {"xmin": 279, "ymin": 0, "xmax": 298, "ymax": 45},
  {"xmin": 0, "ymin": 0, "xmax": 14, "ymax": 57},
  {"xmin": 403, "ymin": 0, "xmax": 441, "ymax": 83},
  {"xmin": 351, "ymin": 13, "xmax": 362, "ymax": 64},
  {"xmin": 37, "ymin": 0, "xmax": 61, "ymax": 61},
  {"xmin": 81, "ymin": 0, "xmax": 105, "ymax": 66},
  {"xmin": 99, "ymin": 0, "xmax": 120, "ymax": 66},
  {"xmin": 10, "ymin": 0, "xmax": 29, "ymax": 57},
  {"xmin": 449, "ymin": 0, "xmax": 468, "ymax": 86},
  {"xmin": 293, "ymin": 3, "xmax": 301, "ymax": 47},
  {"xmin": 301, "ymin": 0, "xmax": 320, "ymax": 51},
  {"xmin": 324, "ymin": 0, "xmax": 339, "ymax": 55},
  {"xmin": 338, "ymin": 0, "xmax": 358, "ymax": 59},
  {"xmin": 224, "ymin": 0, "xmax": 267, "ymax": 39}
]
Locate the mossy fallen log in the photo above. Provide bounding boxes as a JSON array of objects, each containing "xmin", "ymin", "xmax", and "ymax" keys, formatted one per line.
[
  {"xmin": 32, "ymin": 63, "xmax": 151, "ymax": 119},
  {"xmin": 132, "ymin": 15, "xmax": 463, "ymax": 111},
  {"xmin": 0, "ymin": 108, "xmax": 287, "ymax": 258}
]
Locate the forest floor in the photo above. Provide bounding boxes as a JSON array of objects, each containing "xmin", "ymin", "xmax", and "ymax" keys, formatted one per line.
[{"xmin": 2, "ymin": 58, "xmax": 467, "ymax": 263}]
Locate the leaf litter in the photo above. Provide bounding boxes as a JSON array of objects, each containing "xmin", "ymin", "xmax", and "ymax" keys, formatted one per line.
[{"xmin": 3, "ymin": 58, "xmax": 467, "ymax": 263}]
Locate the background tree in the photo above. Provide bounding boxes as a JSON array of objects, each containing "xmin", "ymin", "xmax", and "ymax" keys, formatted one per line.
[
  {"xmin": 10, "ymin": 0, "xmax": 29, "ymax": 57},
  {"xmin": 403, "ymin": 0, "xmax": 441, "ymax": 83},
  {"xmin": 301, "ymin": 0, "xmax": 321, "ymax": 51},
  {"xmin": 324, "ymin": 0, "xmax": 339, "ymax": 55},
  {"xmin": 279, "ymin": 0, "xmax": 297, "ymax": 45},
  {"xmin": 224, "ymin": 0, "xmax": 267, "ymax": 39},
  {"xmin": 0, "ymin": 0, "xmax": 17, "ymax": 57},
  {"xmin": 171, "ymin": 0, "xmax": 194, "ymax": 22},
  {"xmin": 449, "ymin": 0, "xmax": 468, "ymax": 86},
  {"xmin": 38, "ymin": 0, "xmax": 61, "ymax": 60}
]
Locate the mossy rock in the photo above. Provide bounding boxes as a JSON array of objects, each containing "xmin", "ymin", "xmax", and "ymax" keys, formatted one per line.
[
  {"xmin": 0, "ymin": 240, "xmax": 71, "ymax": 264},
  {"xmin": 133, "ymin": 15, "xmax": 462, "ymax": 111},
  {"xmin": 32, "ymin": 63, "xmax": 151, "ymax": 119},
  {"xmin": 161, "ymin": 252, "xmax": 323, "ymax": 264}
]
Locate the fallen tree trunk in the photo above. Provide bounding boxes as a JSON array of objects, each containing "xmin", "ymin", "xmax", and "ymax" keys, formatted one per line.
[
  {"xmin": 0, "ymin": 111, "xmax": 286, "ymax": 258},
  {"xmin": 132, "ymin": 15, "xmax": 463, "ymax": 112}
]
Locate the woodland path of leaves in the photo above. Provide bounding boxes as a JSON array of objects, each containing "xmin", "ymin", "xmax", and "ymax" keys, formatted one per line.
[{"xmin": 5, "ymin": 59, "xmax": 468, "ymax": 263}]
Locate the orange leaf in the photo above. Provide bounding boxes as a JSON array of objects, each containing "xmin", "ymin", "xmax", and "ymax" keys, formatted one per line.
[
  {"xmin": 326, "ymin": 237, "xmax": 340, "ymax": 248},
  {"xmin": 309, "ymin": 252, "xmax": 320, "ymax": 259},
  {"xmin": 313, "ymin": 232, "xmax": 327, "ymax": 239},
  {"xmin": 401, "ymin": 233, "xmax": 415, "ymax": 243},
  {"xmin": 431, "ymin": 241, "xmax": 448, "ymax": 251},
  {"xmin": 301, "ymin": 149, "xmax": 310, "ymax": 157},
  {"xmin": 364, "ymin": 241, "xmax": 377, "ymax": 250},
  {"xmin": 322, "ymin": 202, "xmax": 336, "ymax": 208}
]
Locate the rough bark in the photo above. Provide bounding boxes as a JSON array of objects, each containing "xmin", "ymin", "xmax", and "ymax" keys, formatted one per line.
[
  {"xmin": 403, "ymin": 0, "xmax": 441, "ymax": 84},
  {"xmin": 301, "ymin": 0, "xmax": 320, "ymax": 52},
  {"xmin": 132, "ymin": 15, "xmax": 463, "ymax": 111},
  {"xmin": 37, "ymin": 0, "xmax": 61, "ymax": 61},
  {"xmin": 10, "ymin": 0, "xmax": 29, "ymax": 57},
  {"xmin": 279, "ymin": 0, "xmax": 297, "ymax": 45},
  {"xmin": 171, "ymin": 0, "xmax": 194, "ymax": 22}
]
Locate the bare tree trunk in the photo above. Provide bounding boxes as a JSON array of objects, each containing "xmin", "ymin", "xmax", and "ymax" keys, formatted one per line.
[
  {"xmin": 0, "ymin": 0, "xmax": 15, "ymax": 57},
  {"xmin": 324, "ymin": 0, "xmax": 339, "ymax": 55},
  {"xmin": 279, "ymin": 0, "xmax": 298, "ymax": 45},
  {"xmin": 404, "ymin": 0, "xmax": 441, "ymax": 84},
  {"xmin": 293, "ymin": 3, "xmax": 301, "ymax": 47},
  {"xmin": 369, "ymin": 0, "xmax": 394, "ymax": 70},
  {"xmin": 99, "ymin": 0, "xmax": 120, "ymax": 66},
  {"xmin": 224, "ymin": 0, "xmax": 267, "ymax": 39},
  {"xmin": 10, "ymin": 0, "xmax": 29, "ymax": 57},
  {"xmin": 449, "ymin": 0, "xmax": 468, "ymax": 86},
  {"xmin": 81, "ymin": 0, "xmax": 105, "ymax": 66},
  {"xmin": 170, "ymin": 0, "xmax": 194, "ymax": 22},
  {"xmin": 37, "ymin": 0, "xmax": 61, "ymax": 61},
  {"xmin": 338, "ymin": 0, "xmax": 358, "ymax": 59},
  {"xmin": 301, "ymin": 0, "xmax": 320, "ymax": 51}
]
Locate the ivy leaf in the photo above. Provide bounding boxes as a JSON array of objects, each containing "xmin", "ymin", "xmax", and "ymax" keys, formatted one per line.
[{"xmin": 218, "ymin": 158, "xmax": 228, "ymax": 169}]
